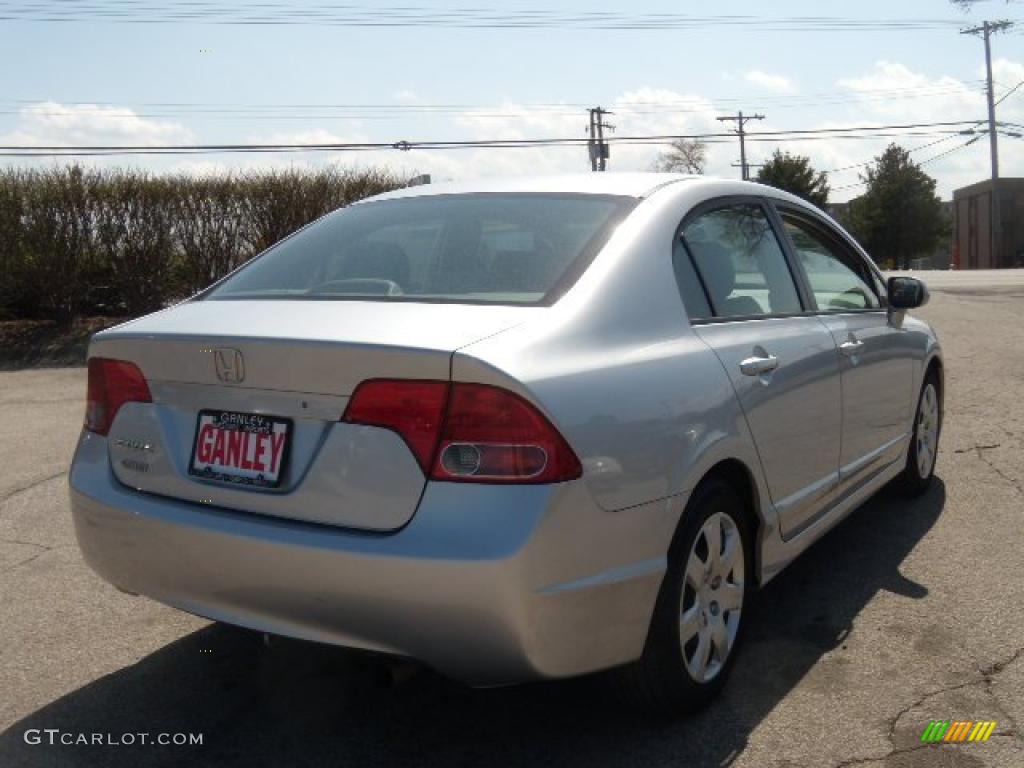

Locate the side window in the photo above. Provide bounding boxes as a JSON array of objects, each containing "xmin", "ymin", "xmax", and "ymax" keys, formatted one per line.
[
  {"xmin": 780, "ymin": 213, "xmax": 881, "ymax": 311},
  {"xmin": 672, "ymin": 237, "xmax": 712, "ymax": 320},
  {"xmin": 681, "ymin": 204, "xmax": 802, "ymax": 318}
]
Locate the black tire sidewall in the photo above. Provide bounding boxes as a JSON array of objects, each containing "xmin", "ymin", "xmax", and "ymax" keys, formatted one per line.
[{"xmin": 641, "ymin": 479, "xmax": 753, "ymax": 709}]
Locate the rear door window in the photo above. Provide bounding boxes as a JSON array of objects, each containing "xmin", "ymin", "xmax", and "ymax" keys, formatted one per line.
[{"xmin": 680, "ymin": 203, "xmax": 803, "ymax": 319}]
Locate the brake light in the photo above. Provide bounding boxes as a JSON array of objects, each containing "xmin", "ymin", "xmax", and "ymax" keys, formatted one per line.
[
  {"xmin": 342, "ymin": 380, "xmax": 449, "ymax": 472},
  {"xmin": 434, "ymin": 383, "xmax": 582, "ymax": 483},
  {"xmin": 85, "ymin": 358, "xmax": 152, "ymax": 436},
  {"xmin": 342, "ymin": 378, "xmax": 581, "ymax": 484}
]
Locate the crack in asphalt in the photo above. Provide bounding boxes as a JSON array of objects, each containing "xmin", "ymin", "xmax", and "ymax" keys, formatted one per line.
[
  {"xmin": 0, "ymin": 469, "xmax": 67, "ymax": 504},
  {"xmin": 953, "ymin": 443, "xmax": 1001, "ymax": 454},
  {"xmin": 883, "ymin": 678, "xmax": 982, "ymax": 744},
  {"xmin": 829, "ymin": 646, "xmax": 1024, "ymax": 768},
  {"xmin": 1, "ymin": 551, "xmax": 46, "ymax": 574},
  {"xmin": 979, "ymin": 647, "xmax": 1024, "ymax": 742},
  {"xmin": 832, "ymin": 735, "xmax": 1020, "ymax": 767},
  {"xmin": 973, "ymin": 445, "xmax": 1024, "ymax": 498},
  {"xmin": 0, "ymin": 537, "xmax": 51, "ymax": 551},
  {"xmin": 0, "ymin": 537, "xmax": 72, "ymax": 574},
  {"xmin": 0, "ymin": 397, "xmax": 82, "ymax": 406},
  {"xmin": 981, "ymin": 646, "xmax": 1024, "ymax": 677}
]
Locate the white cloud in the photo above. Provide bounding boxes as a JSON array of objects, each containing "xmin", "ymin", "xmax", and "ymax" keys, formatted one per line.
[
  {"xmin": 5, "ymin": 62, "xmax": 1022, "ymax": 204},
  {"xmin": 816, "ymin": 60, "xmax": 1023, "ymax": 199},
  {"xmin": 232, "ymin": 91, "xmax": 730, "ymax": 183},
  {"xmin": 0, "ymin": 101, "xmax": 194, "ymax": 148},
  {"xmin": 364, "ymin": 88, "xmax": 733, "ymax": 181},
  {"xmin": 993, "ymin": 58, "xmax": 1024, "ymax": 104},
  {"xmin": 238, "ymin": 68, "xmax": 1021, "ymax": 201},
  {"xmin": 254, "ymin": 127, "xmax": 363, "ymax": 147},
  {"xmin": 744, "ymin": 70, "xmax": 797, "ymax": 93}
]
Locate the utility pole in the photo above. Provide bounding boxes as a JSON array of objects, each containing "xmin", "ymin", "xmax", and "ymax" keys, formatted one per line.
[
  {"xmin": 962, "ymin": 20, "xmax": 1013, "ymax": 181},
  {"xmin": 733, "ymin": 162, "xmax": 764, "ymax": 177},
  {"xmin": 717, "ymin": 111, "xmax": 765, "ymax": 180},
  {"xmin": 962, "ymin": 20, "xmax": 1013, "ymax": 266},
  {"xmin": 587, "ymin": 107, "xmax": 614, "ymax": 172}
]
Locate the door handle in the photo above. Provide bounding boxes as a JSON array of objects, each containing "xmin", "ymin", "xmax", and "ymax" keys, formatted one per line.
[
  {"xmin": 839, "ymin": 339, "xmax": 865, "ymax": 357},
  {"xmin": 740, "ymin": 354, "xmax": 779, "ymax": 376}
]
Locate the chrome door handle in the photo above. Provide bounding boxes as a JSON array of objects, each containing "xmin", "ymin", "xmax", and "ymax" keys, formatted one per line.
[
  {"xmin": 740, "ymin": 355, "xmax": 779, "ymax": 376},
  {"xmin": 839, "ymin": 340, "xmax": 865, "ymax": 356}
]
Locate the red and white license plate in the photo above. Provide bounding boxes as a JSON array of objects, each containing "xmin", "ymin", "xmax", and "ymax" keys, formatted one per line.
[{"xmin": 189, "ymin": 410, "xmax": 291, "ymax": 488}]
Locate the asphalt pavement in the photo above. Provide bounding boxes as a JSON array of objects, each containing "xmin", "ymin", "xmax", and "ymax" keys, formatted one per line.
[{"xmin": 0, "ymin": 270, "xmax": 1022, "ymax": 768}]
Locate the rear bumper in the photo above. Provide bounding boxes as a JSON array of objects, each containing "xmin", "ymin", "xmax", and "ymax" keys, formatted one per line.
[{"xmin": 70, "ymin": 431, "xmax": 674, "ymax": 685}]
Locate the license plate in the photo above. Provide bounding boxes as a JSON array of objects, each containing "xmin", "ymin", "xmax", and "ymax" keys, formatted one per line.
[{"xmin": 189, "ymin": 410, "xmax": 291, "ymax": 488}]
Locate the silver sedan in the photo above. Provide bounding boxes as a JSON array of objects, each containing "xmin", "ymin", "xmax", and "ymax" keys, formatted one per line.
[{"xmin": 70, "ymin": 173, "xmax": 942, "ymax": 712}]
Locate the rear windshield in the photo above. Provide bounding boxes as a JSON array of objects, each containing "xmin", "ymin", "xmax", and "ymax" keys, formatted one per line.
[{"xmin": 205, "ymin": 193, "xmax": 636, "ymax": 306}]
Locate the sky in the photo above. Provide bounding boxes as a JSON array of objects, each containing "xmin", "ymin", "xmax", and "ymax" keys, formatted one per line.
[{"xmin": 1, "ymin": 0, "xmax": 1022, "ymax": 201}]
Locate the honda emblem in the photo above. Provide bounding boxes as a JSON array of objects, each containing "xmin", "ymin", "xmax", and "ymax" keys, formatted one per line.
[{"xmin": 212, "ymin": 348, "xmax": 245, "ymax": 383}]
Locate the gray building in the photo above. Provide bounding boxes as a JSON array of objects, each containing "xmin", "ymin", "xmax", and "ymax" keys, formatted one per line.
[{"xmin": 952, "ymin": 178, "xmax": 1024, "ymax": 269}]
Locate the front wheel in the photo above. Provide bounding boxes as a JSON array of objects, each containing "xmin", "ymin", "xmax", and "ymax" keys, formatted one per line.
[
  {"xmin": 610, "ymin": 479, "xmax": 751, "ymax": 713},
  {"xmin": 897, "ymin": 373, "xmax": 941, "ymax": 496}
]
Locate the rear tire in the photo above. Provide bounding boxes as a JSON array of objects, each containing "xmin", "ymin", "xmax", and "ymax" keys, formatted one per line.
[
  {"xmin": 610, "ymin": 478, "xmax": 751, "ymax": 713},
  {"xmin": 897, "ymin": 372, "xmax": 941, "ymax": 496}
]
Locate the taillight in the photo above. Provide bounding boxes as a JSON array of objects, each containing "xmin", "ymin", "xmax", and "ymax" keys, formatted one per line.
[
  {"xmin": 85, "ymin": 358, "xmax": 152, "ymax": 436},
  {"xmin": 434, "ymin": 383, "xmax": 582, "ymax": 483},
  {"xmin": 342, "ymin": 380, "xmax": 449, "ymax": 472},
  {"xmin": 342, "ymin": 379, "xmax": 582, "ymax": 484}
]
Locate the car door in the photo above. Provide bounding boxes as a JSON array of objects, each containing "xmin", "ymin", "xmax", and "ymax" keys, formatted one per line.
[
  {"xmin": 677, "ymin": 199, "xmax": 842, "ymax": 539},
  {"xmin": 774, "ymin": 205, "xmax": 915, "ymax": 492}
]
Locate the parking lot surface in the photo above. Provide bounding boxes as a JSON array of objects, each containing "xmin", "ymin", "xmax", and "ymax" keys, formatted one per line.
[{"xmin": 1, "ymin": 271, "xmax": 1022, "ymax": 768}]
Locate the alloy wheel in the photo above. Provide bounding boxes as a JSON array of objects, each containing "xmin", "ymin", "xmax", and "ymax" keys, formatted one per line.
[
  {"xmin": 680, "ymin": 511, "xmax": 745, "ymax": 683},
  {"xmin": 916, "ymin": 383, "xmax": 939, "ymax": 479}
]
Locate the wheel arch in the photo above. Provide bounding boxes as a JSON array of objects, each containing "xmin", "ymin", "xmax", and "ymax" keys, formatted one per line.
[{"xmin": 680, "ymin": 457, "xmax": 766, "ymax": 586}]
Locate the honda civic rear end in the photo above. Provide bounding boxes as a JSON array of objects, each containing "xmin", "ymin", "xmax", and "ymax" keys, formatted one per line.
[{"xmin": 69, "ymin": 177, "xmax": 676, "ymax": 686}]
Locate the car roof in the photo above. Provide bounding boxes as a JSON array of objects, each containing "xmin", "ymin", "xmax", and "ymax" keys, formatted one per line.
[
  {"xmin": 358, "ymin": 172, "xmax": 699, "ymax": 202},
  {"xmin": 357, "ymin": 173, "xmax": 813, "ymax": 208}
]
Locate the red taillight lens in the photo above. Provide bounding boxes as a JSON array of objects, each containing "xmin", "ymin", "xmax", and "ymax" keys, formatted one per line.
[
  {"xmin": 341, "ymin": 379, "xmax": 582, "ymax": 484},
  {"xmin": 434, "ymin": 383, "xmax": 582, "ymax": 484},
  {"xmin": 342, "ymin": 379, "xmax": 450, "ymax": 472},
  {"xmin": 85, "ymin": 358, "xmax": 152, "ymax": 436}
]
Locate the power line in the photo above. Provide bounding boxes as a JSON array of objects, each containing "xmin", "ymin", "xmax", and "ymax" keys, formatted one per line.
[
  {"xmin": 830, "ymin": 132, "xmax": 986, "ymax": 198},
  {"xmin": 917, "ymin": 135, "xmax": 983, "ymax": 167},
  {"xmin": 995, "ymin": 79, "xmax": 1024, "ymax": 105},
  {"xmin": 0, "ymin": 5, "xmax": 1008, "ymax": 31},
  {"xmin": 822, "ymin": 115, "xmax": 995, "ymax": 175},
  {"xmin": 0, "ymin": 82, "xmax": 985, "ymax": 122},
  {"xmin": 3, "ymin": 81, "xmax": 984, "ymax": 109},
  {"xmin": 0, "ymin": 119, "xmax": 984, "ymax": 157}
]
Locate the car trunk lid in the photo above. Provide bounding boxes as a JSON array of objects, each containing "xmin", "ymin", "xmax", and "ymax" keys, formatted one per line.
[{"xmin": 90, "ymin": 299, "xmax": 536, "ymax": 530}]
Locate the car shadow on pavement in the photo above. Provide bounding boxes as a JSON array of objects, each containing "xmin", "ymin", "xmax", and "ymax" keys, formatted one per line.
[{"xmin": 0, "ymin": 480, "xmax": 946, "ymax": 768}]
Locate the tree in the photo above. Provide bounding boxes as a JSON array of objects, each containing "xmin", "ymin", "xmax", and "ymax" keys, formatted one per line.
[
  {"xmin": 846, "ymin": 143, "xmax": 949, "ymax": 269},
  {"xmin": 755, "ymin": 149, "xmax": 830, "ymax": 207},
  {"xmin": 651, "ymin": 139, "xmax": 707, "ymax": 174}
]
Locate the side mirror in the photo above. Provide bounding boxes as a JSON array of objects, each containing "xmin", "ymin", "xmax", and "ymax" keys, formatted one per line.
[{"xmin": 887, "ymin": 276, "xmax": 929, "ymax": 310}]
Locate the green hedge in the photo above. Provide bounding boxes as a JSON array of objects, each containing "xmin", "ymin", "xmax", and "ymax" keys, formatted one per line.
[{"xmin": 0, "ymin": 165, "xmax": 407, "ymax": 323}]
